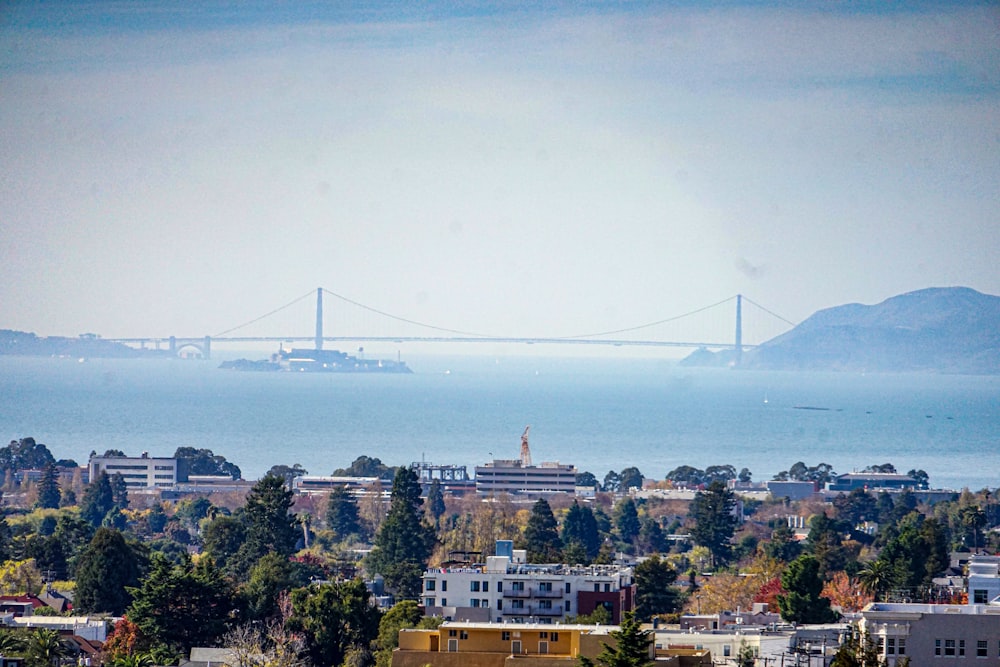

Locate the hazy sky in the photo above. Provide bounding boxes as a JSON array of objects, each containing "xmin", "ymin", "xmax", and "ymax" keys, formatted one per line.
[{"xmin": 2, "ymin": 1, "xmax": 998, "ymax": 349}]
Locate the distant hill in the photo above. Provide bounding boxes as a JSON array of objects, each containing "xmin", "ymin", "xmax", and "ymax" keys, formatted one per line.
[
  {"xmin": 684, "ymin": 287, "xmax": 1000, "ymax": 374},
  {"xmin": 0, "ymin": 330, "xmax": 166, "ymax": 358}
]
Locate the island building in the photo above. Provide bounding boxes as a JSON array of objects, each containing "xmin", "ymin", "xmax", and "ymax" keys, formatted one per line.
[
  {"xmin": 474, "ymin": 427, "xmax": 576, "ymax": 496},
  {"xmin": 422, "ymin": 541, "xmax": 635, "ymax": 624}
]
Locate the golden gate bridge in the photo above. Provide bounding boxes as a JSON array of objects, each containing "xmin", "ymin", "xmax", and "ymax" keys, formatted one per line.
[{"xmin": 107, "ymin": 288, "xmax": 796, "ymax": 360}]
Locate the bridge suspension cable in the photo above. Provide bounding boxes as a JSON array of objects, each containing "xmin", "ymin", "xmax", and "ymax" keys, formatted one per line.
[
  {"xmin": 319, "ymin": 287, "xmax": 493, "ymax": 338},
  {"xmin": 562, "ymin": 296, "xmax": 738, "ymax": 339},
  {"xmin": 211, "ymin": 289, "xmax": 317, "ymax": 337},
  {"xmin": 741, "ymin": 295, "xmax": 797, "ymax": 326}
]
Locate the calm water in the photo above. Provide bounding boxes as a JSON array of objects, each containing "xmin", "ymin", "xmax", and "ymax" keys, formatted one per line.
[{"xmin": 1, "ymin": 354, "xmax": 997, "ymax": 491}]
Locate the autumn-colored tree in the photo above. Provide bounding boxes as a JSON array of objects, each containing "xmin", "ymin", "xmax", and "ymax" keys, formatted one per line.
[
  {"xmin": 0, "ymin": 558, "xmax": 43, "ymax": 595},
  {"xmin": 102, "ymin": 616, "xmax": 148, "ymax": 660},
  {"xmin": 822, "ymin": 571, "xmax": 872, "ymax": 613},
  {"xmin": 753, "ymin": 576, "xmax": 785, "ymax": 612}
]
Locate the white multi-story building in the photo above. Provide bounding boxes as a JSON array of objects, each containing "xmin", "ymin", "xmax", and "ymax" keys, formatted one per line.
[
  {"xmin": 474, "ymin": 460, "xmax": 577, "ymax": 495},
  {"xmin": 421, "ymin": 543, "xmax": 635, "ymax": 624},
  {"xmin": 88, "ymin": 454, "xmax": 184, "ymax": 489}
]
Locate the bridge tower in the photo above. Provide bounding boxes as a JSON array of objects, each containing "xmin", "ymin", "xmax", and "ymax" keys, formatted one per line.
[
  {"xmin": 315, "ymin": 287, "xmax": 323, "ymax": 351},
  {"xmin": 734, "ymin": 293, "xmax": 743, "ymax": 366}
]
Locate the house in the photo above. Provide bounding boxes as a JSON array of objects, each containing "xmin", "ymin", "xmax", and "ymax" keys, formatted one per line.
[{"xmin": 967, "ymin": 555, "xmax": 1000, "ymax": 605}]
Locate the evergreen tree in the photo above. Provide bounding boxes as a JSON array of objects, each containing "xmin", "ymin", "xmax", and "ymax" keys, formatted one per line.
[
  {"xmin": 562, "ymin": 502, "xmax": 600, "ymax": 562},
  {"xmin": 127, "ymin": 554, "xmax": 235, "ymax": 658},
  {"xmin": 579, "ymin": 612, "xmax": 652, "ymax": 667},
  {"xmin": 777, "ymin": 555, "xmax": 838, "ymax": 624},
  {"xmin": 614, "ymin": 498, "xmax": 641, "ymax": 546},
  {"xmin": 79, "ymin": 472, "xmax": 115, "ymax": 527},
  {"xmin": 426, "ymin": 479, "xmax": 446, "ymax": 524},
  {"xmin": 367, "ymin": 467, "xmax": 436, "ymax": 598},
  {"xmin": 35, "ymin": 463, "xmax": 60, "ymax": 510},
  {"xmin": 688, "ymin": 480, "xmax": 738, "ymax": 568},
  {"xmin": 806, "ymin": 512, "xmax": 849, "ymax": 577},
  {"xmin": 326, "ymin": 486, "xmax": 362, "ymax": 540},
  {"xmin": 523, "ymin": 499, "xmax": 562, "ymax": 563},
  {"xmin": 287, "ymin": 580, "xmax": 381, "ymax": 667},
  {"xmin": 373, "ymin": 600, "xmax": 422, "ymax": 667},
  {"xmin": 633, "ymin": 555, "xmax": 680, "ymax": 621},
  {"xmin": 202, "ymin": 515, "xmax": 247, "ymax": 572},
  {"xmin": 110, "ymin": 472, "xmax": 129, "ymax": 510},
  {"xmin": 618, "ymin": 467, "xmax": 644, "ymax": 492},
  {"xmin": 75, "ymin": 528, "xmax": 145, "ymax": 614},
  {"xmin": 241, "ymin": 552, "xmax": 297, "ymax": 621},
  {"xmin": 229, "ymin": 475, "xmax": 298, "ymax": 579},
  {"xmin": 638, "ymin": 518, "xmax": 667, "ymax": 555}
]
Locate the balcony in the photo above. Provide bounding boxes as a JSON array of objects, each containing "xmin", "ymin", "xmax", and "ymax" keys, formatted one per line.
[
  {"xmin": 503, "ymin": 588, "xmax": 532, "ymax": 598},
  {"xmin": 532, "ymin": 588, "xmax": 563, "ymax": 598}
]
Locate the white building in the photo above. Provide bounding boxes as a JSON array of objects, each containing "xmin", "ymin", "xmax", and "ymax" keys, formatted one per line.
[
  {"xmin": 654, "ymin": 628, "xmax": 794, "ymax": 666},
  {"xmin": 967, "ymin": 555, "xmax": 1000, "ymax": 605},
  {"xmin": 474, "ymin": 460, "xmax": 577, "ymax": 495},
  {"xmin": 88, "ymin": 454, "xmax": 184, "ymax": 489},
  {"xmin": 421, "ymin": 544, "xmax": 635, "ymax": 624}
]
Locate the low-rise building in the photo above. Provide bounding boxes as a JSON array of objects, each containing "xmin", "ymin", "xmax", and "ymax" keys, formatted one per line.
[
  {"xmin": 393, "ymin": 621, "xmax": 652, "ymax": 667},
  {"xmin": 967, "ymin": 555, "xmax": 1000, "ymax": 605},
  {"xmin": 475, "ymin": 459, "xmax": 577, "ymax": 496},
  {"xmin": 422, "ymin": 543, "xmax": 635, "ymax": 624},
  {"xmin": 859, "ymin": 602, "xmax": 1000, "ymax": 665}
]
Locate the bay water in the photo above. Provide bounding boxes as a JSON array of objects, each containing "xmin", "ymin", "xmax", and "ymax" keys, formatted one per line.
[{"xmin": 1, "ymin": 354, "xmax": 997, "ymax": 491}]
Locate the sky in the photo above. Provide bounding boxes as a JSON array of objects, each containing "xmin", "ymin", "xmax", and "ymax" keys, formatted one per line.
[{"xmin": 2, "ymin": 1, "xmax": 999, "ymax": 352}]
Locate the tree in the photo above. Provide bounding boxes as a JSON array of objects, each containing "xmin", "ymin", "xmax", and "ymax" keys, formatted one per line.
[
  {"xmin": 267, "ymin": 464, "xmax": 309, "ymax": 486},
  {"xmin": 562, "ymin": 502, "xmax": 600, "ymax": 563},
  {"xmin": 576, "ymin": 472, "xmax": 599, "ymax": 489},
  {"xmin": 633, "ymin": 556, "xmax": 680, "ymax": 621},
  {"xmin": 110, "ymin": 472, "xmax": 129, "ymax": 509},
  {"xmin": 241, "ymin": 552, "xmax": 297, "ymax": 622},
  {"xmin": 75, "ymin": 528, "xmax": 145, "ymax": 614},
  {"xmin": 173, "ymin": 447, "xmax": 241, "ymax": 480},
  {"xmin": 332, "ymin": 456, "xmax": 393, "ymax": 480},
  {"xmin": 830, "ymin": 626, "xmax": 884, "ymax": 667},
  {"xmin": 127, "ymin": 554, "xmax": 235, "ymax": 658},
  {"xmin": 286, "ymin": 580, "xmax": 381, "ymax": 667},
  {"xmin": 777, "ymin": 555, "xmax": 837, "ymax": 624},
  {"xmin": 25, "ymin": 628, "xmax": 70, "ymax": 667},
  {"xmin": 602, "ymin": 471, "xmax": 621, "ymax": 493},
  {"xmin": 614, "ymin": 498, "xmax": 641, "ymax": 546},
  {"xmin": 367, "ymin": 467, "xmax": 436, "ymax": 598},
  {"xmin": 426, "ymin": 479, "xmax": 446, "ymax": 524},
  {"xmin": 688, "ymin": 480, "xmax": 738, "ymax": 568},
  {"xmin": 0, "ymin": 558, "xmax": 43, "ymax": 595},
  {"xmin": 373, "ymin": 600, "xmax": 422, "ymax": 667},
  {"xmin": 229, "ymin": 475, "xmax": 298, "ymax": 579},
  {"xmin": 35, "ymin": 463, "xmax": 60, "ymax": 510},
  {"xmin": 618, "ymin": 467, "xmax": 644, "ymax": 492},
  {"xmin": 579, "ymin": 612, "xmax": 652, "ymax": 667},
  {"xmin": 325, "ymin": 486, "xmax": 363, "ymax": 540},
  {"xmin": 79, "ymin": 472, "xmax": 115, "ymax": 527},
  {"xmin": 637, "ymin": 518, "xmax": 667, "ymax": 555},
  {"xmin": 0, "ymin": 438, "xmax": 56, "ymax": 475},
  {"xmin": 202, "ymin": 515, "xmax": 246, "ymax": 572},
  {"xmin": 522, "ymin": 499, "xmax": 562, "ymax": 563}
]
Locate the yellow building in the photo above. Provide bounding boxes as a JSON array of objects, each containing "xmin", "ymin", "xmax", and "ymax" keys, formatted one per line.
[{"xmin": 392, "ymin": 621, "xmax": 709, "ymax": 667}]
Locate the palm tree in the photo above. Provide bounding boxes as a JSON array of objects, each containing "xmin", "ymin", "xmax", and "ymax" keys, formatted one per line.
[
  {"xmin": 0, "ymin": 630, "xmax": 26, "ymax": 656},
  {"xmin": 26, "ymin": 629, "xmax": 69, "ymax": 667},
  {"xmin": 857, "ymin": 560, "xmax": 893, "ymax": 603}
]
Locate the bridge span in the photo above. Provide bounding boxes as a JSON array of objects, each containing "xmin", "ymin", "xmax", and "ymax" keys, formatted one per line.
[{"xmin": 108, "ymin": 288, "xmax": 791, "ymax": 360}]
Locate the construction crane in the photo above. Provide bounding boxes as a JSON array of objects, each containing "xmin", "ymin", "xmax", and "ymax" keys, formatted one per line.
[{"xmin": 520, "ymin": 425, "xmax": 532, "ymax": 467}]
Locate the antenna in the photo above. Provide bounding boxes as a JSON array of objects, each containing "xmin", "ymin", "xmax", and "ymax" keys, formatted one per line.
[{"xmin": 520, "ymin": 426, "xmax": 532, "ymax": 467}]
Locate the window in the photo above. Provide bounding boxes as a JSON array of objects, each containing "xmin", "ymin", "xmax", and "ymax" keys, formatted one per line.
[
  {"xmin": 460, "ymin": 631, "xmax": 468, "ymax": 640},
  {"xmin": 539, "ymin": 582, "xmax": 552, "ymax": 592},
  {"xmin": 977, "ymin": 640, "xmax": 988, "ymax": 657},
  {"xmin": 497, "ymin": 582, "xmax": 502, "ymax": 592},
  {"xmin": 424, "ymin": 598, "xmax": 435, "ymax": 607},
  {"xmin": 471, "ymin": 599, "xmax": 480, "ymax": 608},
  {"xmin": 512, "ymin": 599, "xmax": 524, "ymax": 609},
  {"xmin": 898, "ymin": 638, "xmax": 905, "ymax": 655},
  {"xmin": 502, "ymin": 631, "xmax": 511, "ymax": 641},
  {"xmin": 935, "ymin": 639, "xmax": 941, "ymax": 656},
  {"xmin": 945, "ymin": 639, "xmax": 956, "ymax": 656},
  {"xmin": 483, "ymin": 581, "xmax": 489, "ymax": 592},
  {"xmin": 604, "ymin": 583, "xmax": 611, "ymax": 592},
  {"xmin": 448, "ymin": 630, "xmax": 457, "ymax": 637},
  {"xmin": 875, "ymin": 637, "xmax": 883, "ymax": 654},
  {"xmin": 426, "ymin": 580, "xmax": 436, "ymax": 591},
  {"xmin": 974, "ymin": 589, "xmax": 988, "ymax": 603},
  {"xmin": 441, "ymin": 598, "xmax": 447, "ymax": 606},
  {"xmin": 959, "ymin": 640, "xmax": 965, "ymax": 657},
  {"xmin": 539, "ymin": 600, "xmax": 552, "ymax": 609},
  {"xmin": 886, "ymin": 638, "xmax": 895, "ymax": 655},
  {"xmin": 551, "ymin": 632, "xmax": 559, "ymax": 642},
  {"xmin": 497, "ymin": 599, "xmax": 502, "ymax": 610},
  {"xmin": 594, "ymin": 583, "xmax": 600, "ymax": 592},
  {"xmin": 539, "ymin": 632, "xmax": 548, "ymax": 639},
  {"xmin": 565, "ymin": 600, "xmax": 571, "ymax": 612},
  {"xmin": 565, "ymin": 582, "xmax": 571, "ymax": 593},
  {"xmin": 471, "ymin": 581, "xmax": 480, "ymax": 592},
  {"xmin": 723, "ymin": 645, "xmax": 731, "ymax": 657},
  {"xmin": 512, "ymin": 581, "xmax": 525, "ymax": 591},
  {"xmin": 442, "ymin": 580, "xmax": 447, "ymax": 592}
]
